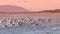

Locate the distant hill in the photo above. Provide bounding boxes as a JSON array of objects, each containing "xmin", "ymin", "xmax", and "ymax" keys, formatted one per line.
[
  {"xmin": 0, "ymin": 5, "xmax": 59, "ymax": 13},
  {"xmin": 0, "ymin": 5, "xmax": 31, "ymax": 12},
  {"xmin": 38, "ymin": 9, "xmax": 60, "ymax": 13}
]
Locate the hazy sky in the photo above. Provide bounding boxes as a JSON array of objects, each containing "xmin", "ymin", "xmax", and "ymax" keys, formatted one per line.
[{"xmin": 0, "ymin": 0, "xmax": 60, "ymax": 11}]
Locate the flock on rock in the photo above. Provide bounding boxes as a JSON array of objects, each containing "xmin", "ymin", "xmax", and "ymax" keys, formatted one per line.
[{"xmin": 0, "ymin": 16, "xmax": 59, "ymax": 29}]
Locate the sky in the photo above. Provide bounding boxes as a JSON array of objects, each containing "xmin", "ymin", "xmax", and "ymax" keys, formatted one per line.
[{"xmin": 0, "ymin": 0, "xmax": 60, "ymax": 11}]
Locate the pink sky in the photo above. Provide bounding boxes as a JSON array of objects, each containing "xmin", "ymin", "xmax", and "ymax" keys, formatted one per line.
[{"xmin": 0, "ymin": 0, "xmax": 60, "ymax": 11}]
